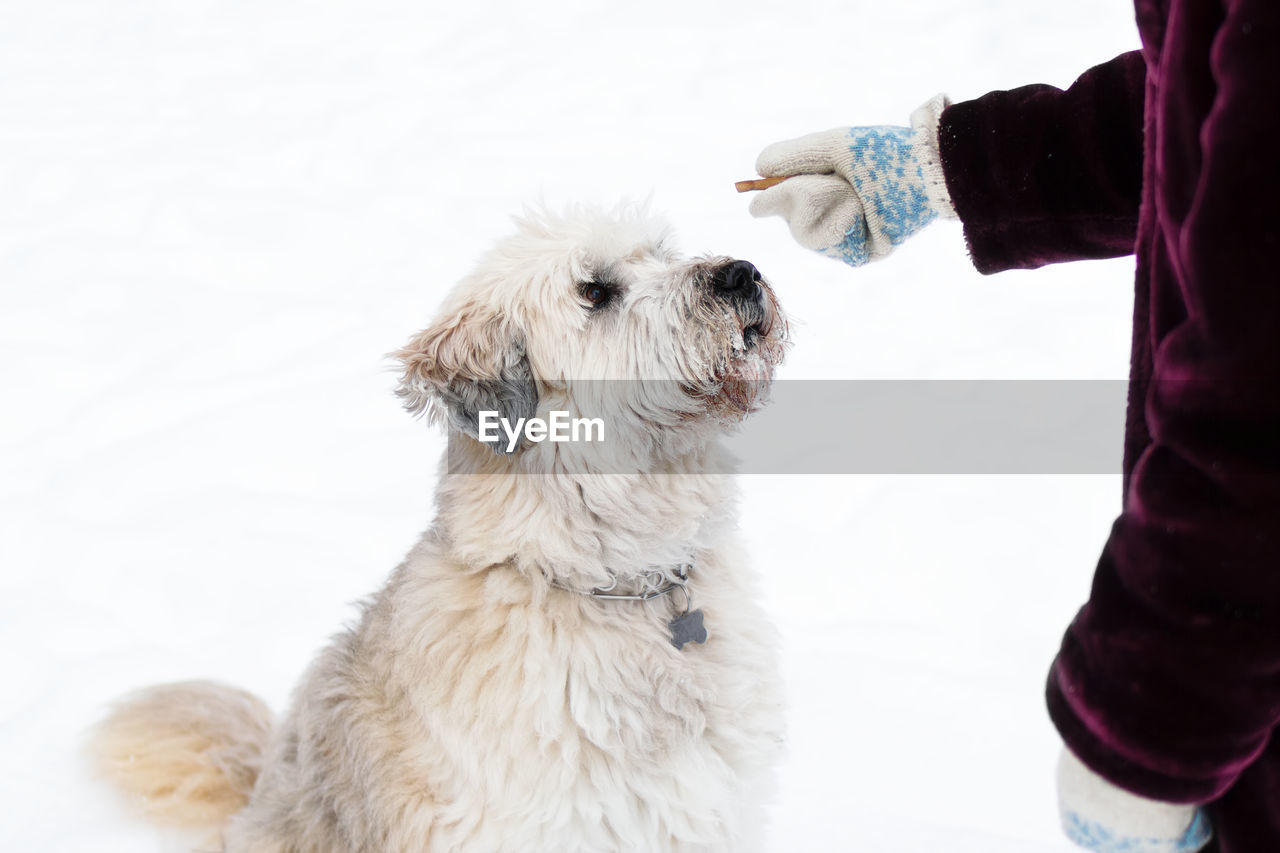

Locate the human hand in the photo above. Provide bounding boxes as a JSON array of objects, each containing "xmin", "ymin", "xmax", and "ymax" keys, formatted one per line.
[{"xmin": 748, "ymin": 96, "xmax": 955, "ymax": 267}]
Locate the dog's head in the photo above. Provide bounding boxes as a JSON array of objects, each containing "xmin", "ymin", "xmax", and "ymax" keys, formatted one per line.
[{"xmin": 395, "ymin": 206, "xmax": 788, "ymax": 467}]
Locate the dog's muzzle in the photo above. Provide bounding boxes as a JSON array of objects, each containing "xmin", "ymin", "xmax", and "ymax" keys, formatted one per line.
[
  {"xmin": 711, "ymin": 259, "xmax": 763, "ymax": 306},
  {"xmin": 710, "ymin": 259, "xmax": 772, "ymax": 350}
]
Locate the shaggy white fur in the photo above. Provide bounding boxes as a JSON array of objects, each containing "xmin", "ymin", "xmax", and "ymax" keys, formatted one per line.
[{"xmin": 90, "ymin": 205, "xmax": 790, "ymax": 852}]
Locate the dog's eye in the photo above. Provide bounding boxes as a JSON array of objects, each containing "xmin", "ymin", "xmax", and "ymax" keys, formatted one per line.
[{"xmin": 580, "ymin": 281, "xmax": 614, "ymax": 309}]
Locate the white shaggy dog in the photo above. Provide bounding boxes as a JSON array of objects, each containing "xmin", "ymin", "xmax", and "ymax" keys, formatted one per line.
[{"xmin": 90, "ymin": 206, "xmax": 790, "ymax": 853}]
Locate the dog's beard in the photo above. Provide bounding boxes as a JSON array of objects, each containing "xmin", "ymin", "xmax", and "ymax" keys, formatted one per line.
[{"xmin": 686, "ymin": 284, "xmax": 787, "ymax": 421}]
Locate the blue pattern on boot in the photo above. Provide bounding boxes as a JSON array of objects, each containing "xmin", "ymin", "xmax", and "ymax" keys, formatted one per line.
[{"xmin": 1062, "ymin": 809, "xmax": 1212, "ymax": 853}]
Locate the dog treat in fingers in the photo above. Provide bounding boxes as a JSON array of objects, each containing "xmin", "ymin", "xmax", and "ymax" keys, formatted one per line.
[{"xmin": 735, "ymin": 176, "xmax": 788, "ymax": 193}]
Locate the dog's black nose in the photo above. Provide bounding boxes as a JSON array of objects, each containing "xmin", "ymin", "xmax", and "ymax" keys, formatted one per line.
[{"xmin": 713, "ymin": 260, "xmax": 763, "ymax": 299}]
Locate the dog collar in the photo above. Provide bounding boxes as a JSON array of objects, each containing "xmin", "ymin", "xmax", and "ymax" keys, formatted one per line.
[{"xmin": 551, "ymin": 563, "xmax": 708, "ymax": 650}]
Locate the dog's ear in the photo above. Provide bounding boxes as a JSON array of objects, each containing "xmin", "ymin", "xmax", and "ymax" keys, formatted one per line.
[{"xmin": 394, "ymin": 308, "xmax": 538, "ymax": 453}]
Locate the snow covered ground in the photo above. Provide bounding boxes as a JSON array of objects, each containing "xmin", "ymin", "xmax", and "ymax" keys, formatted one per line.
[{"xmin": 1, "ymin": 0, "xmax": 1143, "ymax": 849}]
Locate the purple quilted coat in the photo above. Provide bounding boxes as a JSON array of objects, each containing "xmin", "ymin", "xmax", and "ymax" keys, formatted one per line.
[{"xmin": 937, "ymin": 2, "xmax": 1280, "ymax": 850}]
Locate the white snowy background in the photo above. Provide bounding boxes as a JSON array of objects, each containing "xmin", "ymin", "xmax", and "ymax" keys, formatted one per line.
[{"xmin": 1, "ymin": 0, "xmax": 1143, "ymax": 849}]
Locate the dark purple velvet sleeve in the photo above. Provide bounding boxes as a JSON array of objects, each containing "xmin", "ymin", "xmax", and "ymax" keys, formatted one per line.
[
  {"xmin": 937, "ymin": 52, "xmax": 1146, "ymax": 275},
  {"xmin": 1048, "ymin": 0, "xmax": 1280, "ymax": 808}
]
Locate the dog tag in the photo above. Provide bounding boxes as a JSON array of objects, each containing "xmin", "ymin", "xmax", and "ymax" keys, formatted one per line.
[{"xmin": 669, "ymin": 609, "xmax": 708, "ymax": 650}]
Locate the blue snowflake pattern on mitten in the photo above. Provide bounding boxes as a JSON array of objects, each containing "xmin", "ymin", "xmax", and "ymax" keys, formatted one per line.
[
  {"xmin": 846, "ymin": 126, "xmax": 937, "ymax": 247},
  {"xmin": 821, "ymin": 222, "xmax": 870, "ymax": 266}
]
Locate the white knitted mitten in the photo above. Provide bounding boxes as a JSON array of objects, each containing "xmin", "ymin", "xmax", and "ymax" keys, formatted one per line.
[
  {"xmin": 1057, "ymin": 748, "xmax": 1213, "ymax": 853},
  {"xmin": 749, "ymin": 95, "xmax": 956, "ymax": 267}
]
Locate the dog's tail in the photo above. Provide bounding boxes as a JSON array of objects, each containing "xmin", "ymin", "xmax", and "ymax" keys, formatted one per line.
[{"xmin": 87, "ymin": 680, "xmax": 274, "ymax": 832}]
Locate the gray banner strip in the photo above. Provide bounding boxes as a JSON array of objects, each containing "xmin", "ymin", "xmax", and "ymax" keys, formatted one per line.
[
  {"xmin": 445, "ymin": 380, "xmax": 1130, "ymax": 475},
  {"xmin": 725, "ymin": 380, "xmax": 1127, "ymax": 474}
]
